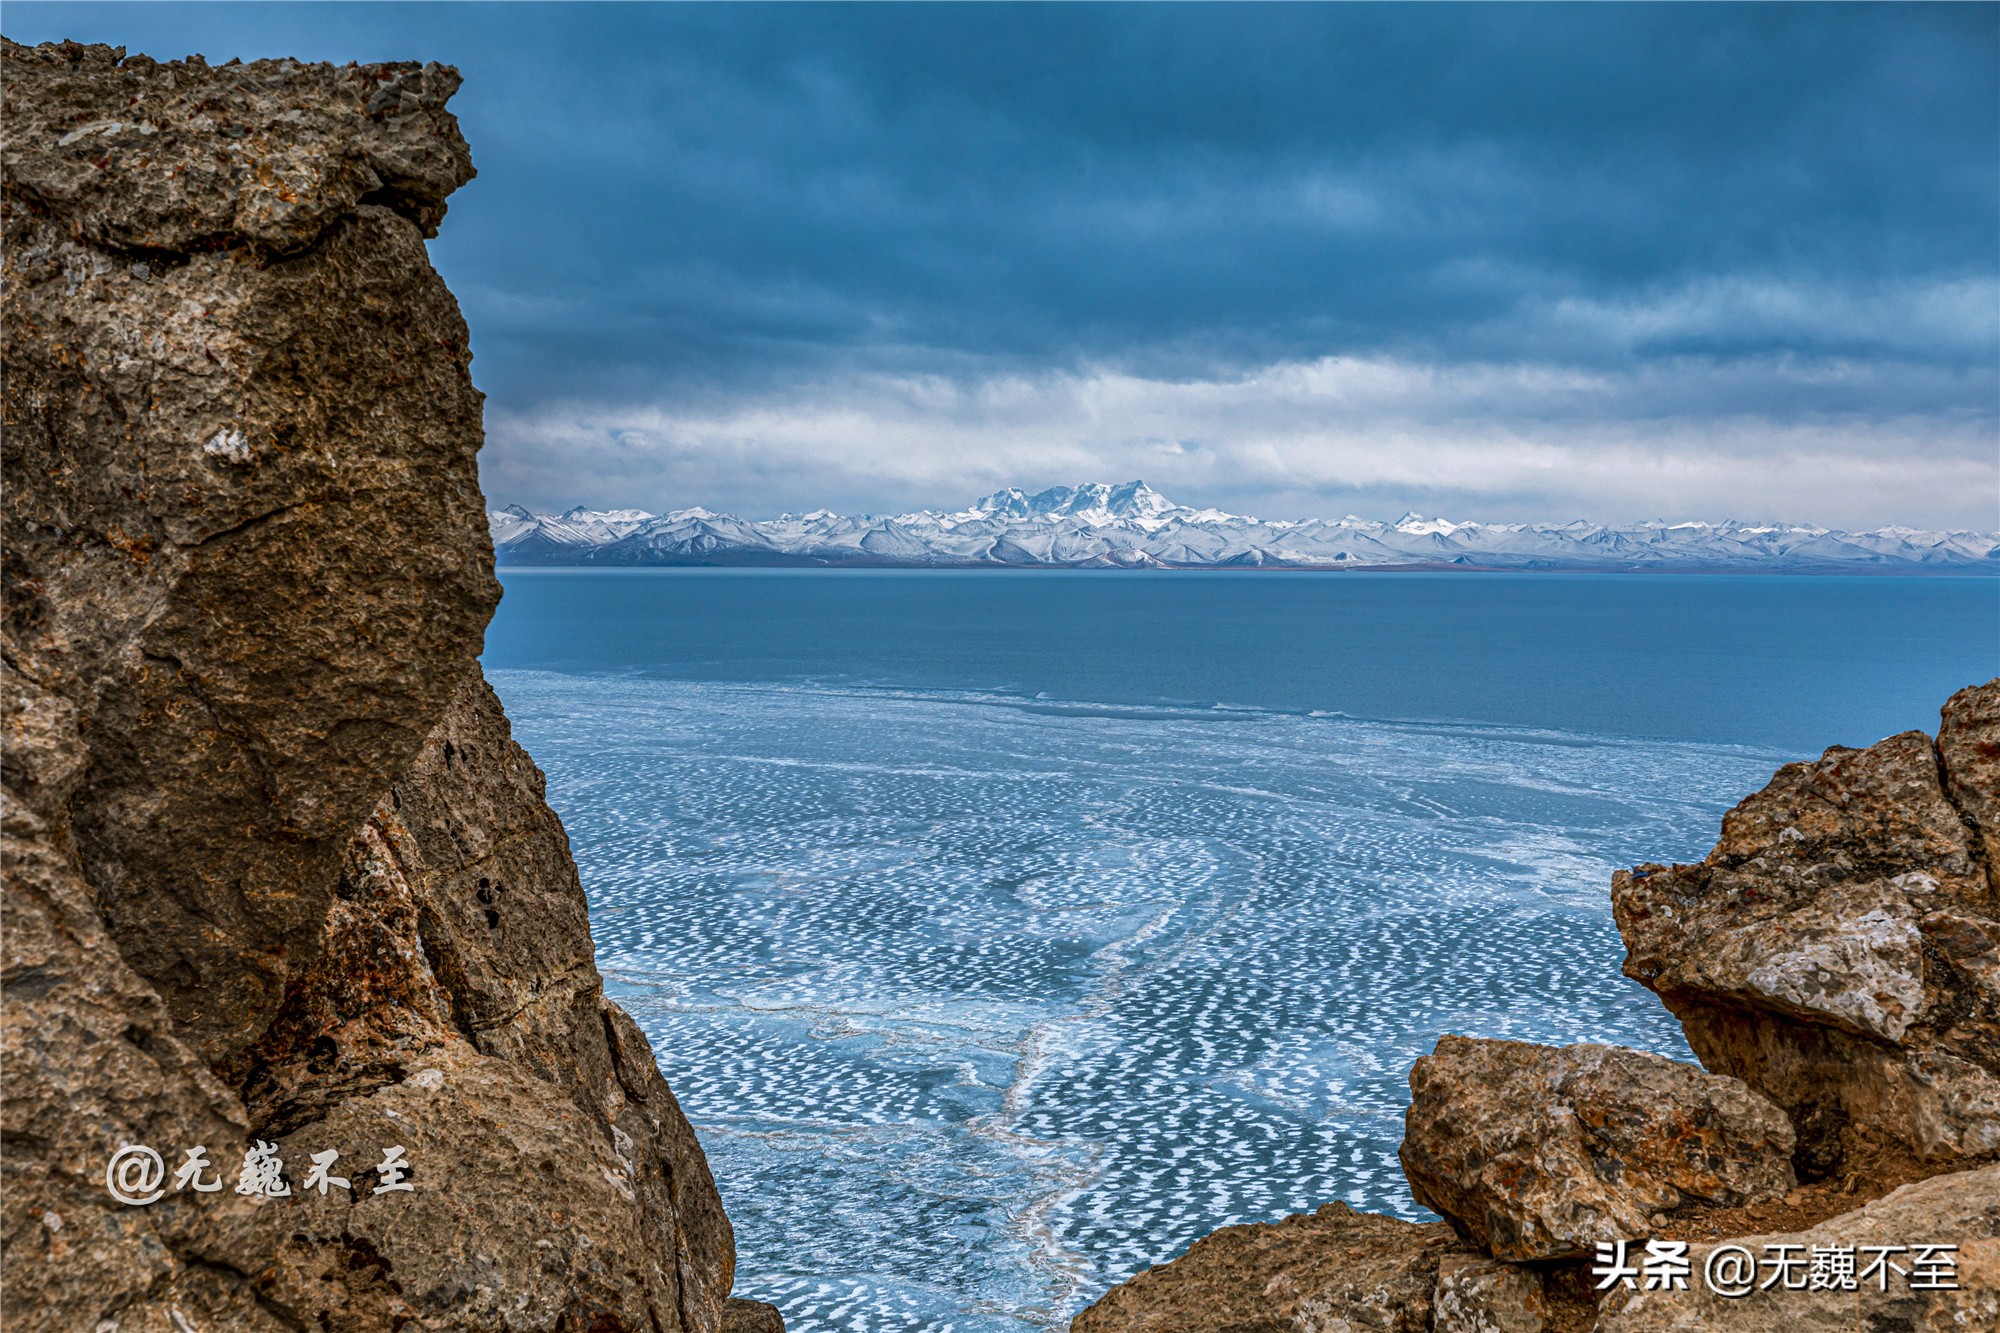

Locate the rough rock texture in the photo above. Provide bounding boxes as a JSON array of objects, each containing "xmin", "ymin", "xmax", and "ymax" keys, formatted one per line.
[
  {"xmin": 1595, "ymin": 1163, "xmax": 2000, "ymax": 1332},
  {"xmin": 1430, "ymin": 1253, "xmax": 1548, "ymax": 1333},
  {"xmin": 3, "ymin": 39, "xmax": 738, "ymax": 1332},
  {"xmin": 1613, "ymin": 681, "xmax": 2000, "ymax": 1171},
  {"xmin": 1399, "ymin": 1037, "xmax": 1796, "ymax": 1262},
  {"xmin": 723, "ymin": 1298, "xmax": 788, "ymax": 1333},
  {"xmin": 235, "ymin": 676, "xmax": 737, "ymax": 1329},
  {"xmin": 1939, "ymin": 683, "xmax": 2000, "ymax": 899},
  {"xmin": 1070, "ymin": 1202, "xmax": 1464, "ymax": 1333},
  {"xmin": 4, "ymin": 36, "xmax": 492, "ymax": 1067}
]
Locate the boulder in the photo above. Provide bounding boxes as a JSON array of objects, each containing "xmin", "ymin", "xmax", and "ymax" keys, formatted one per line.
[
  {"xmin": 1595, "ymin": 1163, "xmax": 2000, "ymax": 1332},
  {"xmin": 3, "ymin": 39, "xmax": 734, "ymax": 1332},
  {"xmin": 1613, "ymin": 682, "xmax": 2000, "ymax": 1170},
  {"xmin": 1069, "ymin": 1201, "xmax": 1463, "ymax": 1333},
  {"xmin": 1399, "ymin": 1036, "xmax": 1796, "ymax": 1261}
]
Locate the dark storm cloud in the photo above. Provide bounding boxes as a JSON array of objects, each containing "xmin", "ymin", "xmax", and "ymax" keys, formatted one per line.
[{"xmin": 6, "ymin": 3, "xmax": 1995, "ymax": 524}]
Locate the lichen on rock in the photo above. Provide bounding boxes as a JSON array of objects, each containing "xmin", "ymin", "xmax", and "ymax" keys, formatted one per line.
[
  {"xmin": 3, "ymin": 38, "xmax": 742, "ymax": 1332},
  {"xmin": 1431, "ymin": 1252, "xmax": 1549, "ymax": 1333}
]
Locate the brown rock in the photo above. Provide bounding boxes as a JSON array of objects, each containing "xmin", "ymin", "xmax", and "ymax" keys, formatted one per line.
[
  {"xmin": 1, "ymin": 666, "xmax": 283, "ymax": 1331},
  {"xmin": 1431, "ymin": 1252, "xmax": 1548, "ymax": 1333},
  {"xmin": 3, "ymin": 39, "xmax": 735, "ymax": 1332},
  {"xmin": 3, "ymin": 38, "xmax": 472, "ymax": 254},
  {"xmin": 723, "ymin": 1297, "xmax": 787, "ymax": 1333},
  {"xmin": 1069, "ymin": 1202, "xmax": 1461, "ymax": 1333},
  {"xmin": 1399, "ymin": 1037, "xmax": 1795, "ymax": 1262},
  {"xmin": 241, "ymin": 673, "xmax": 736, "ymax": 1330},
  {"xmin": 4, "ymin": 34, "xmax": 497, "ymax": 1067},
  {"xmin": 1939, "ymin": 681, "xmax": 2000, "ymax": 900},
  {"xmin": 1595, "ymin": 1163, "xmax": 2000, "ymax": 1332},
  {"xmin": 1613, "ymin": 683, "xmax": 2000, "ymax": 1169}
]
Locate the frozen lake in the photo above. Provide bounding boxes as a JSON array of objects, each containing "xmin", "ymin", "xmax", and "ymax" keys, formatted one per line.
[{"xmin": 485, "ymin": 570, "xmax": 1996, "ymax": 1330}]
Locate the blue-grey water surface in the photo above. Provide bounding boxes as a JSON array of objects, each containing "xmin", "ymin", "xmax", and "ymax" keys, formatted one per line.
[{"xmin": 484, "ymin": 571, "xmax": 1996, "ymax": 1332}]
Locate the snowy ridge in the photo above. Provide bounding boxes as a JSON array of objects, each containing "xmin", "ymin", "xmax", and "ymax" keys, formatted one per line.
[{"xmin": 490, "ymin": 483, "xmax": 1999, "ymax": 572}]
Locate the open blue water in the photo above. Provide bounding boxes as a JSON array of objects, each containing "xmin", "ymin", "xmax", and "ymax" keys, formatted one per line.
[{"xmin": 485, "ymin": 571, "xmax": 1996, "ymax": 1332}]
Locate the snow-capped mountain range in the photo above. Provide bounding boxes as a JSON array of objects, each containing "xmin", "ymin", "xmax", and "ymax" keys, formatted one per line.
[{"xmin": 489, "ymin": 481, "xmax": 1998, "ymax": 572}]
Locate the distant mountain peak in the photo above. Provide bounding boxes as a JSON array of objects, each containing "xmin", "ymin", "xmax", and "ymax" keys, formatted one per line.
[
  {"xmin": 964, "ymin": 480, "xmax": 1181, "ymax": 527},
  {"xmin": 1394, "ymin": 512, "xmax": 1464, "ymax": 536},
  {"xmin": 560, "ymin": 505, "xmax": 655, "ymax": 524}
]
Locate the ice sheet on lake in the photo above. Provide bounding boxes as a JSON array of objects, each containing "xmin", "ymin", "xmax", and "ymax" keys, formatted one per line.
[{"xmin": 489, "ymin": 671, "xmax": 1789, "ymax": 1332}]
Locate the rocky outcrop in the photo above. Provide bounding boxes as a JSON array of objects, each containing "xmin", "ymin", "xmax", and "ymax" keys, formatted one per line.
[
  {"xmin": 1400, "ymin": 1038, "xmax": 1796, "ymax": 1261},
  {"xmin": 1613, "ymin": 681, "xmax": 2000, "ymax": 1171},
  {"xmin": 233, "ymin": 676, "xmax": 736, "ymax": 1328},
  {"xmin": 3, "ymin": 38, "xmax": 738, "ymax": 1332},
  {"xmin": 1068, "ymin": 1205, "xmax": 1565, "ymax": 1333},
  {"xmin": 1595, "ymin": 1163, "xmax": 2000, "ymax": 1332},
  {"xmin": 4, "ymin": 36, "xmax": 492, "ymax": 1071},
  {"xmin": 1070, "ymin": 1202, "xmax": 1465, "ymax": 1333}
]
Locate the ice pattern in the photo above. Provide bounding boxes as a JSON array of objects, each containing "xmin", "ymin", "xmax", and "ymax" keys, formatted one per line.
[{"xmin": 490, "ymin": 671, "xmax": 1788, "ymax": 1332}]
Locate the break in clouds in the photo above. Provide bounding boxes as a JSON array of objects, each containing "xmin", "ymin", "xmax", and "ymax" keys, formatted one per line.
[{"xmin": 13, "ymin": 2, "xmax": 1996, "ymax": 527}]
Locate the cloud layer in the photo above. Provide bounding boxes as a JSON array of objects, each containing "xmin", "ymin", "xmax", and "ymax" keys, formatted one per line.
[
  {"xmin": 485, "ymin": 349, "xmax": 1996, "ymax": 528},
  {"xmin": 8, "ymin": 3, "xmax": 1997, "ymax": 525}
]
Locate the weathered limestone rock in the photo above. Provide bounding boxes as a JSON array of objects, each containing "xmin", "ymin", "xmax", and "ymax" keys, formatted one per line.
[
  {"xmin": 1430, "ymin": 1253, "xmax": 1548, "ymax": 1333},
  {"xmin": 1069, "ymin": 1202, "xmax": 1462, "ymax": 1333},
  {"xmin": 2, "ymin": 665, "xmax": 283, "ymax": 1331},
  {"xmin": 1595, "ymin": 1163, "xmax": 2000, "ymax": 1332},
  {"xmin": 1613, "ymin": 682, "xmax": 2000, "ymax": 1170},
  {"xmin": 1399, "ymin": 1037, "xmax": 1796, "ymax": 1262},
  {"xmin": 3, "ymin": 39, "xmax": 738, "ymax": 1332}
]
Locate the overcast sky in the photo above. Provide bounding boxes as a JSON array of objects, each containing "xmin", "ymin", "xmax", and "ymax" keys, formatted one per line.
[{"xmin": 10, "ymin": 3, "xmax": 1997, "ymax": 527}]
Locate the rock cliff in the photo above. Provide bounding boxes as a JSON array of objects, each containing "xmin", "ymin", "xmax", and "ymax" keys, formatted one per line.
[
  {"xmin": 2, "ymin": 39, "xmax": 738, "ymax": 1332},
  {"xmin": 1073, "ymin": 680, "xmax": 2000, "ymax": 1332}
]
